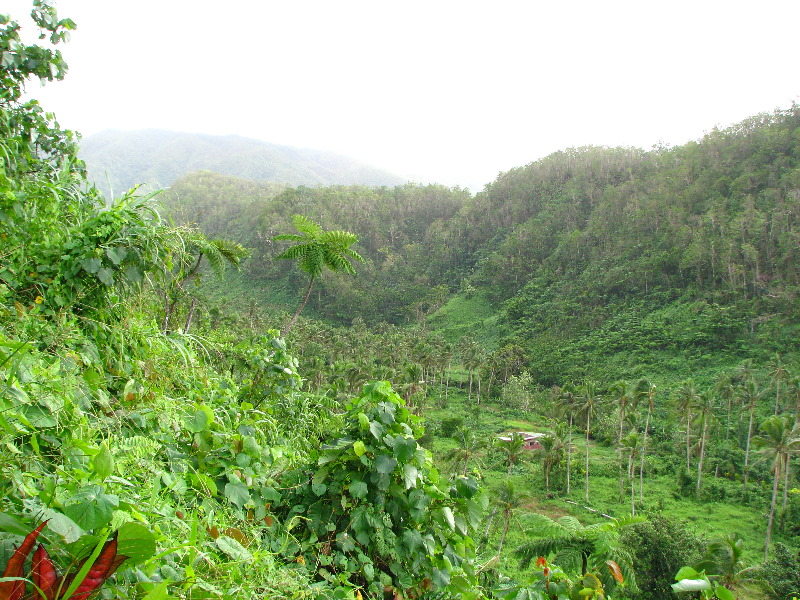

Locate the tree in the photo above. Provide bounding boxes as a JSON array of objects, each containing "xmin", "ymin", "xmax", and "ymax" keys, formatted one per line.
[
  {"xmin": 739, "ymin": 379, "xmax": 765, "ymax": 493},
  {"xmin": 444, "ymin": 425, "xmax": 486, "ymax": 477},
  {"xmin": 694, "ymin": 389, "xmax": 716, "ymax": 495},
  {"xmin": 537, "ymin": 431, "xmax": 566, "ymax": 494},
  {"xmin": 635, "ymin": 379, "xmax": 656, "ymax": 501},
  {"xmin": 757, "ymin": 415, "xmax": 800, "ymax": 562},
  {"xmin": 496, "ymin": 432, "xmax": 527, "ymax": 476},
  {"xmin": 161, "ymin": 229, "xmax": 248, "ymax": 333},
  {"xmin": 767, "ymin": 353, "xmax": 790, "ymax": 416},
  {"xmin": 675, "ymin": 381, "xmax": 699, "ymax": 474},
  {"xmin": 578, "ymin": 382, "xmax": 603, "ymax": 503},
  {"xmin": 556, "ymin": 383, "xmax": 581, "ymax": 496},
  {"xmin": 273, "ymin": 214, "xmax": 364, "ymax": 336}
]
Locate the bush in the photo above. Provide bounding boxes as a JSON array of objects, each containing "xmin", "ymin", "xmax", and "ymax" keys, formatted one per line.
[{"xmin": 619, "ymin": 515, "xmax": 705, "ymax": 600}]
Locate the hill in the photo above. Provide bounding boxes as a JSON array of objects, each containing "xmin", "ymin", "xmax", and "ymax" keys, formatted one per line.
[{"xmin": 78, "ymin": 129, "xmax": 406, "ymax": 197}]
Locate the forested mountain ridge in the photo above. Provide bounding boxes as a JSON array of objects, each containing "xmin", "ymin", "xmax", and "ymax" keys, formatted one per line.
[
  {"xmin": 79, "ymin": 129, "xmax": 406, "ymax": 198},
  {"xmin": 161, "ymin": 105, "xmax": 800, "ymax": 385}
]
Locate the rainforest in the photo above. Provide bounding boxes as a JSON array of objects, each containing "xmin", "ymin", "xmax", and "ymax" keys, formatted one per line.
[{"xmin": 2, "ymin": 4, "xmax": 800, "ymax": 600}]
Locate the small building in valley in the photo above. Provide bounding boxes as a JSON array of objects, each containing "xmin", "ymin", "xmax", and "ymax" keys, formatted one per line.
[{"xmin": 497, "ymin": 431, "xmax": 547, "ymax": 450}]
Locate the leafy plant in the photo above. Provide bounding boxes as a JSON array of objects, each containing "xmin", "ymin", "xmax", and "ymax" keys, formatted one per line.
[{"xmin": 276, "ymin": 380, "xmax": 486, "ymax": 598}]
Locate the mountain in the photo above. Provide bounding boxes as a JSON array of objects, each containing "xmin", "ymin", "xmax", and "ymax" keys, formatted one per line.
[{"xmin": 78, "ymin": 129, "xmax": 406, "ymax": 197}]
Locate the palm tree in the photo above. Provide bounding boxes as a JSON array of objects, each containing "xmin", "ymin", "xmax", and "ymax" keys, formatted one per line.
[
  {"xmin": 619, "ymin": 431, "xmax": 640, "ymax": 516},
  {"xmin": 635, "ymin": 379, "xmax": 656, "ymax": 501},
  {"xmin": 496, "ymin": 432, "xmax": 527, "ymax": 476},
  {"xmin": 556, "ymin": 383, "xmax": 581, "ymax": 496},
  {"xmin": 162, "ymin": 230, "xmax": 249, "ymax": 333},
  {"xmin": 578, "ymin": 381, "xmax": 603, "ymax": 503},
  {"xmin": 273, "ymin": 214, "xmax": 364, "ymax": 336},
  {"xmin": 694, "ymin": 389, "xmax": 716, "ymax": 495},
  {"xmin": 767, "ymin": 353, "xmax": 790, "ymax": 415},
  {"xmin": 674, "ymin": 381, "xmax": 699, "ymax": 474},
  {"xmin": 695, "ymin": 534, "xmax": 756, "ymax": 590},
  {"xmin": 494, "ymin": 480, "xmax": 528, "ymax": 556},
  {"xmin": 444, "ymin": 425, "xmax": 487, "ymax": 477},
  {"xmin": 537, "ymin": 431, "xmax": 566, "ymax": 494},
  {"xmin": 757, "ymin": 415, "xmax": 800, "ymax": 562},
  {"xmin": 739, "ymin": 379, "xmax": 765, "ymax": 493}
]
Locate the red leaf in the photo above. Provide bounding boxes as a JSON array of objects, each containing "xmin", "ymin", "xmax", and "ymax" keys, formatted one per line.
[
  {"xmin": 31, "ymin": 544, "xmax": 58, "ymax": 600},
  {"xmin": 0, "ymin": 522, "xmax": 48, "ymax": 600}
]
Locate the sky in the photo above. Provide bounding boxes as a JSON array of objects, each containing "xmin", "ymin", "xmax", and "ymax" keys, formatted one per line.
[{"xmin": 9, "ymin": 0, "xmax": 800, "ymax": 192}]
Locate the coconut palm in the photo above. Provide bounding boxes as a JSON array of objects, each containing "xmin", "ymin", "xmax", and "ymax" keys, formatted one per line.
[
  {"xmin": 496, "ymin": 432, "xmax": 528, "ymax": 476},
  {"xmin": 694, "ymin": 389, "xmax": 716, "ymax": 495},
  {"xmin": 536, "ymin": 431, "xmax": 566, "ymax": 494},
  {"xmin": 767, "ymin": 353, "xmax": 791, "ymax": 415},
  {"xmin": 634, "ymin": 379, "xmax": 656, "ymax": 501},
  {"xmin": 273, "ymin": 214, "xmax": 364, "ymax": 336},
  {"xmin": 444, "ymin": 425, "xmax": 487, "ymax": 477},
  {"xmin": 674, "ymin": 381, "xmax": 699, "ymax": 474},
  {"xmin": 757, "ymin": 415, "xmax": 800, "ymax": 561},
  {"xmin": 740, "ymin": 378, "xmax": 765, "ymax": 493},
  {"xmin": 578, "ymin": 381, "xmax": 603, "ymax": 503},
  {"xmin": 556, "ymin": 383, "xmax": 581, "ymax": 496}
]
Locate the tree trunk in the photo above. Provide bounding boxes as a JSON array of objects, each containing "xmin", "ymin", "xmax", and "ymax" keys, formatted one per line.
[
  {"xmin": 282, "ymin": 276, "xmax": 315, "ymax": 336},
  {"xmin": 183, "ymin": 297, "xmax": 197, "ymax": 333},
  {"xmin": 765, "ymin": 460, "xmax": 781, "ymax": 563},
  {"xmin": 640, "ymin": 405, "xmax": 652, "ymax": 501},
  {"xmin": 585, "ymin": 411, "xmax": 591, "ymax": 504},
  {"xmin": 567, "ymin": 415, "xmax": 573, "ymax": 495},
  {"xmin": 743, "ymin": 408, "xmax": 755, "ymax": 493}
]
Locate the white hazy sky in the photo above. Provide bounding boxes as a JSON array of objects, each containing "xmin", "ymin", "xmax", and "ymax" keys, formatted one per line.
[{"xmin": 9, "ymin": 0, "xmax": 800, "ymax": 191}]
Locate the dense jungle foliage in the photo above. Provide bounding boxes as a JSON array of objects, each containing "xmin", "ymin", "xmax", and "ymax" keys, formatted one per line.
[{"xmin": 2, "ymin": 3, "xmax": 800, "ymax": 600}]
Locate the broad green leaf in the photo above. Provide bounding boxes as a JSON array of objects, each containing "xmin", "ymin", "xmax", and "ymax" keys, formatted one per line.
[
  {"xmin": 402, "ymin": 464, "xmax": 418, "ymax": 489},
  {"xmin": 714, "ymin": 584, "xmax": 735, "ymax": 600},
  {"xmin": 393, "ymin": 436, "xmax": 417, "ymax": 462},
  {"xmin": 674, "ymin": 566, "xmax": 701, "ymax": 581},
  {"xmin": 105, "ymin": 246, "xmax": 127, "ymax": 265},
  {"xmin": 353, "ymin": 440, "xmax": 366, "ymax": 457},
  {"xmin": 671, "ymin": 579, "xmax": 711, "ymax": 593},
  {"xmin": 63, "ymin": 490, "xmax": 118, "ymax": 530},
  {"xmin": 117, "ymin": 522, "xmax": 157, "ymax": 565},
  {"xmin": 440, "ymin": 506, "xmax": 455, "ymax": 530},
  {"xmin": 357, "ymin": 412, "xmax": 369, "ymax": 430},
  {"xmin": 96, "ymin": 266, "xmax": 114, "ymax": 285},
  {"xmin": 42, "ymin": 511, "xmax": 83, "ymax": 543},
  {"xmin": 185, "ymin": 405, "xmax": 214, "ymax": 432},
  {"xmin": 312, "ymin": 483, "xmax": 327, "ymax": 496},
  {"xmin": 349, "ymin": 480, "xmax": 368, "ymax": 499},
  {"xmin": 215, "ymin": 535, "xmax": 252, "ymax": 561},
  {"xmin": 376, "ymin": 401, "xmax": 397, "ymax": 425},
  {"xmin": 375, "ymin": 454, "xmax": 397, "ymax": 474},
  {"xmin": 141, "ymin": 581, "xmax": 174, "ymax": 600},
  {"xmin": 224, "ymin": 481, "xmax": 250, "ymax": 507}
]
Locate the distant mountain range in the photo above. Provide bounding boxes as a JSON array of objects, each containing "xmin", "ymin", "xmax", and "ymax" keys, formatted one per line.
[{"xmin": 79, "ymin": 129, "xmax": 406, "ymax": 197}]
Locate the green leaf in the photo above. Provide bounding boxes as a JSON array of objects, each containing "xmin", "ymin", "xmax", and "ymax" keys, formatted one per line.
[
  {"xmin": 312, "ymin": 483, "xmax": 328, "ymax": 496},
  {"xmin": 375, "ymin": 454, "xmax": 397, "ymax": 474},
  {"xmin": 141, "ymin": 582, "xmax": 174, "ymax": 600},
  {"xmin": 224, "ymin": 481, "xmax": 250, "ymax": 508},
  {"xmin": 215, "ymin": 535, "xmax": 253, "ymax": 561},
  {"xmin": 393, "ymin": 436, "xmax": 417, "ymax": 462},
  {"xmin": 92, "ymin": 442, "xmax": 114, "ymax": 479},
  {"xmin": 96, "ymin": 266, "xmax": 114, "ymax": 285},
  {"xmin": 105, "ymin": 246, "xmax": 127, "ymax": 265},
  {"xmin": 402, "ymin": 464, "xmax": 418, "ymax": 489},
  {"xmin": 353, "ymin": 440, "xmax": 366, "ymax": 457},
  {"xmin": 674, "ymin": 566, "xmax": 701, "ymax": 581},
  {"xmin": 440, "ymin": 506, "xmax": 455, "ymax": 530},
  {"xmin": 63, "ymin": 491, "xmax": 118, "ymax": 530},
  {"xmin": 714, "ymin": 584, "xmax": 735, "ymax": 600},
  {"xmin": 117, "ymin": 522, "xmax": 157, "ymax": 565},
  {"xmin": 349, "ymin": 480, "xmax": 368, "ymax": 499},
  {"xmin": 185, "ymin": 405, "xmax": 214, "ymax": 432}
]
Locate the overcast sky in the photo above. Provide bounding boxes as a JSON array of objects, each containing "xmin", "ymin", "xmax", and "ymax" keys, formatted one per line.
[{"xmin": 10, "ymin": 0, "xmax": 800, "ymax": 192}]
